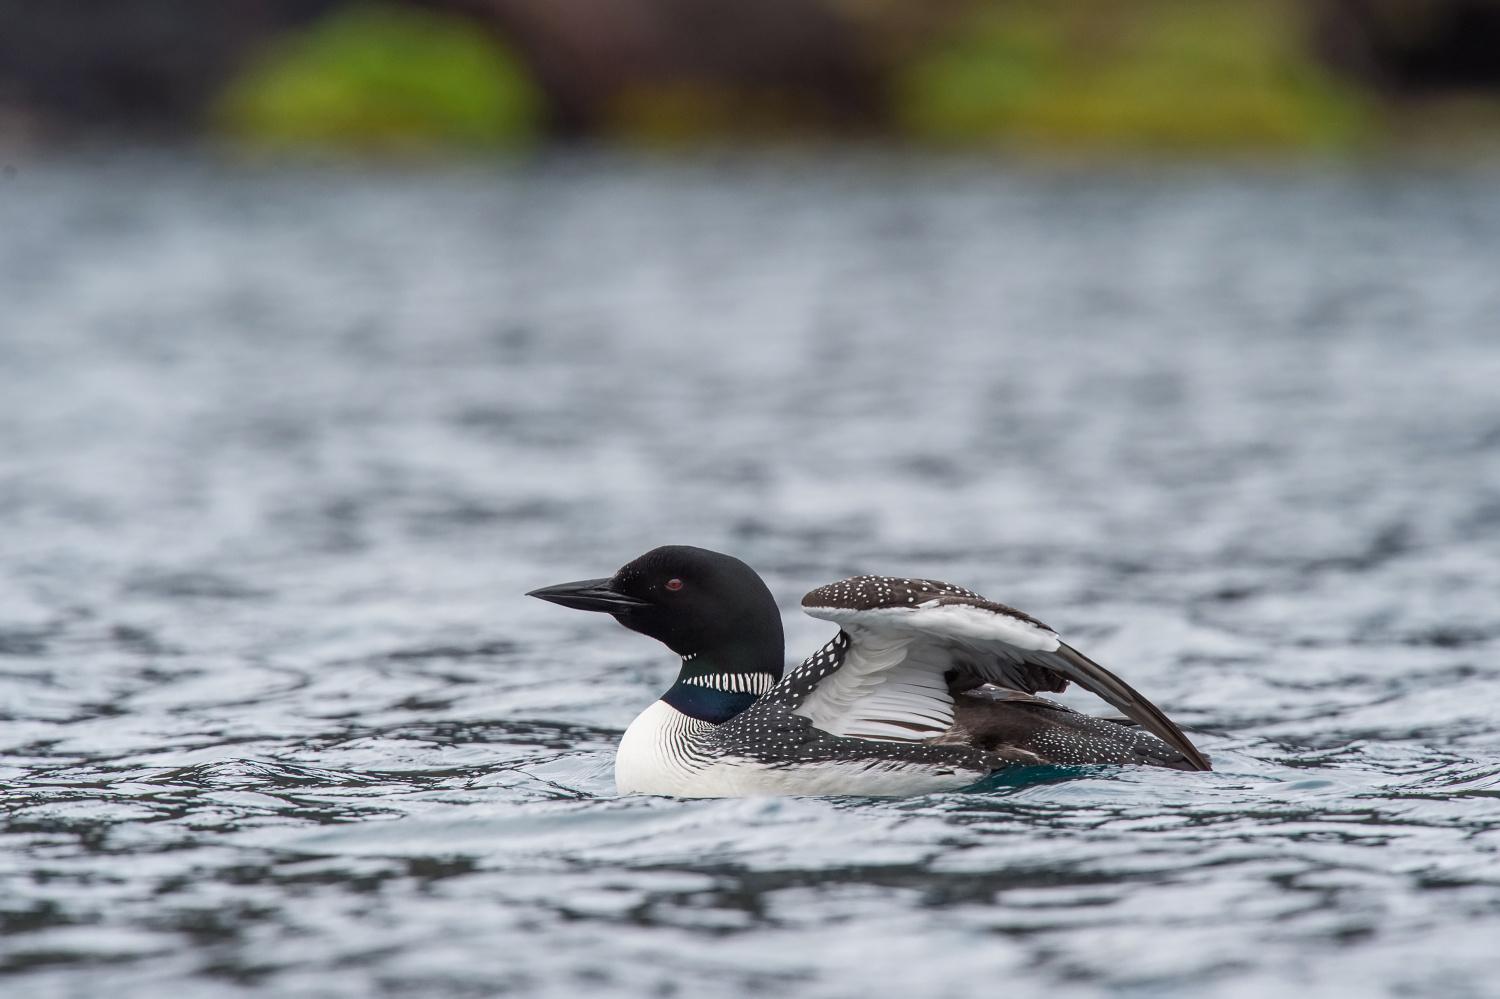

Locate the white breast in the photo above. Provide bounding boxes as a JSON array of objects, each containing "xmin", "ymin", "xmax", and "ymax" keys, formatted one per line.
[
  {"xmin": 614, "ymin": 699, "xmax": 978, "ymax": 798},
  {"xmin": 615, "ymin": 700, "xmax": 716, "ymax": 796}
]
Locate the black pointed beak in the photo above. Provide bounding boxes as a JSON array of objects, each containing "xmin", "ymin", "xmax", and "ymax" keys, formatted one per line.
[{"xmin": 527, "ymin": 577, "xmax": 649, "ymax": 613}]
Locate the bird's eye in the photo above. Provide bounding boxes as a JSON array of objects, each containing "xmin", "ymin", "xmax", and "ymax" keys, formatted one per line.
[{"xmin": 665, "ymin": 579, "xmax": 683, "ymax": 591}]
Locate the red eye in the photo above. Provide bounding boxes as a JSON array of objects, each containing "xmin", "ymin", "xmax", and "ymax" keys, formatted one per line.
[{"xmin": 665, "ymin": 578, "xmax": 683, "ymax": 591}]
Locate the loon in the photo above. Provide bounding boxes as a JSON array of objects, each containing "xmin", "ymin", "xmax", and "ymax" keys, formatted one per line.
[{"xmin": 529, "ymin": 546, "xmax": 1210, "ymax": 797}]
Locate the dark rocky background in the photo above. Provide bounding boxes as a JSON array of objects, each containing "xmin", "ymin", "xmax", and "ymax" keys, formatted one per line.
[{"xmin": 2, "ymin": 0, "xmax": 1499, "ymax": 145}]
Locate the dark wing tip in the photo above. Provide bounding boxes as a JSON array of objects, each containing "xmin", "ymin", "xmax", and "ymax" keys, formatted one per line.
[{"xmin": 1054, "ymin": 644, "xmax": 1212, "ymax": 772}]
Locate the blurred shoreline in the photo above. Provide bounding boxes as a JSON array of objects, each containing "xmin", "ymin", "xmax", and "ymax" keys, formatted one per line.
[
  {"xmin": 7, "ymin": 141, "xmax": 1500, "ymax": 180},
  {"xmin": 3, "ymin": 0, "xmax": 1500, "ymax": 161}
]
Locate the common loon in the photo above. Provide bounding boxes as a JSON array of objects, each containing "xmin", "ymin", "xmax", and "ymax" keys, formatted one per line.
[{"xmin": 529, "ymin": 546, "xmax": 1210, "ymax": 797}]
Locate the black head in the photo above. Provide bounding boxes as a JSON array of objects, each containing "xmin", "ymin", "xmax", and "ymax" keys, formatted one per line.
[{"xmin": 527, "ymin": 546, "xmax": 785, "ymax": 679}]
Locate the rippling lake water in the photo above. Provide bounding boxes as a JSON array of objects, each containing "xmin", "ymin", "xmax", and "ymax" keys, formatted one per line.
[{"xmin": 2, "ymin": 155, "xmax": 1500, "ymax": 998}]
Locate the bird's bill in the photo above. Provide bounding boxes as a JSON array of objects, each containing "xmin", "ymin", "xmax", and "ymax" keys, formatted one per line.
[{"xmin": 526, "ymin": 577, "xmax": 650, "ymax": 613}]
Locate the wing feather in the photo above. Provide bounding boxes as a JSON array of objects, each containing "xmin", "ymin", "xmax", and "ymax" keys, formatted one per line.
[
  {"xmin": 796, "ymin": 575, "xmax": 1210, "ymax": 771},
  {"xmin": 1024, "ymin": 644, "xmax": 1211, "ymax": 771}
]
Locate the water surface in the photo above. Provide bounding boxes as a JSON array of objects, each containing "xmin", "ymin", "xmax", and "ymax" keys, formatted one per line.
[{"xmin": 2, "ymin": 157, "xmax": 1500, "ymax": 998}]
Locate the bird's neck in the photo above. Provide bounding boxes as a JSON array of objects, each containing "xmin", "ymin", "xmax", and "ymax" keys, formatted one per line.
[{"xmin": 659, "ymin": 641, "xmax": 781, "ymax": 724}]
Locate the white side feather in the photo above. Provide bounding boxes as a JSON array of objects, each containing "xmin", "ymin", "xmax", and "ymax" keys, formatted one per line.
[
  {"xmin": 804, "ymin": 601, "xmax": 1060, "ymax": 652},
  {"xmin": 792, "ymin": 639, "xmax": 956, "ymax": 741},
  {"xmin": 793, "ymin": 600, "xmax": 1062, "ymax": 744}
]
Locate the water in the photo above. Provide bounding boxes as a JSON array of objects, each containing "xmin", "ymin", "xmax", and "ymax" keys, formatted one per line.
[{"xmin": 2, "ymin": 155, "xmax": 1500, "ymax": 999}]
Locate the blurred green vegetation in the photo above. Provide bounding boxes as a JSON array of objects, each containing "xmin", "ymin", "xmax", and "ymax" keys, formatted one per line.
[
  {"xmin": 215, "ymin": 4, "xmax": 542, "ymax": 153},
  {"xmin": 604, "ymin": 83, "xmax": 848, "ymax": 146},
  {"xmin": 204, "ymin": 0, "xmax": 1447, "ymax": 157},
  {"xmin": 895, "ymin": 0, "xmax": 1379, "ymax": 153}
]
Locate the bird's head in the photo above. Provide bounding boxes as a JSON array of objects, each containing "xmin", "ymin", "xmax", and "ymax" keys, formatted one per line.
[{"xmin": 527, "ymin": 545, "xmax": 785, "ymax": 679}]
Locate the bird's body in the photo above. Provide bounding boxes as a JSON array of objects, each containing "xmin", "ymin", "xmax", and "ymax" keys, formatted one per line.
[{"xmin": 529, "ymin": 548, "xmax": 1209, "ymax": 798}]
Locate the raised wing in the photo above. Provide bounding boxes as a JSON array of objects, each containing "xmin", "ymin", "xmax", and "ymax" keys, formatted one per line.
[{"xmin": 792, "ymin": 575, "xmax": 1210, "ymax": 771}]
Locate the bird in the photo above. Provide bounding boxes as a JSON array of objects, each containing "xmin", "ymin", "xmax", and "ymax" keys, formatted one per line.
[{"xmin": 528, "ymin": 545, "xmax": 1210, "ymax": 798}]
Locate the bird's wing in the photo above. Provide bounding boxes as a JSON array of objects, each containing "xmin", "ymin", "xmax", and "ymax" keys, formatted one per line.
[{"xmin": 790, "ymin": 575, "xmax": 1210, "ymax": 771}]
